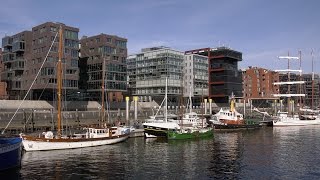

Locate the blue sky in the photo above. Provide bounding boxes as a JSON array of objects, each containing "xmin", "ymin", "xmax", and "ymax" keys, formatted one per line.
[{"xmin": 1, "ymin": 0, "xmax": 319, "ymax": 73}]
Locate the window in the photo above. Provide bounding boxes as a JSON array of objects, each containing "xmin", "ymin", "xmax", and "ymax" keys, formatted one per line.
[
  {"xmin": 65, "ymin": 30, "xmax": 78, "ymax": 39},
  {"xmin": 71, "ymin": 49, "xmax": 78, "ymax": 58},
  {"xmin": 40, "ymin": 27, "xmax": 46, "ymax": 33},
  {"xmin": 71, "ymin": 59, "xmax": 78, "ymax": 67},
  {"xmin": 50, "ymin": 26, "xmax": 57, "ymax": 32}
]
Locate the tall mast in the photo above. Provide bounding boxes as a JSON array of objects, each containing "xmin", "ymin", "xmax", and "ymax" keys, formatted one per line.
[
  {"xmin": 101, "ymin": 57, "xmax": 105, "ymax": 127},
  {"xmin": 189, "ymin": 85, "xmax": 192, "ymax": 114},
  {"xmin": 299, "ymin": 51, "xmax": 302, "ymax": 107},
  {"xmin": 287, "ymin": 51, "xmax": 291, "ymax": 115},
  {"xmin": 311, "ymin": 49, "xmax": 314, "ymax": 110},
  {"xmin": 165, "ymin": 77, "xmax": 168, "ymax": 123},
  {"xmin": 57, "ymin": 26, "xmax": 63, "ymax": 138},
  {"xmin": 201, "ymin": 85, "xmax": 204, "ymax": 128},
  {"xmin": 179, "ymin": 66, "xmax": 184, "ymax": 127}
]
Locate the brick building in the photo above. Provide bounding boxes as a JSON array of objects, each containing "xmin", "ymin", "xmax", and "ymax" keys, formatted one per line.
[
  {"xmin": 80, "ymin": 34, "xmax": 127, "ymax": 102},
  {"xmin": 242, "ymin": 66, "xmax": 279, "ymax": 103},
  {"xmin": 0, "ymin": 48, "xmax": 8, "ymax": 99},
  {"xmin": 1, "ymin": 22, "xmax": 79, "ymax": 100}
]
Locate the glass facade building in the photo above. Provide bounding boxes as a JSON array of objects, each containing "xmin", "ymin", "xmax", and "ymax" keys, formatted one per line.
[{"xmin": 127, "ymin": 47, "xmax": 184, "ymax": 105}]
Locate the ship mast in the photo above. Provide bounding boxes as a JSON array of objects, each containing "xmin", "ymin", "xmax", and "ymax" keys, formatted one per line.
[
  {"xmin": 57, "ymin": 26, "xmax": 63, "ymax": 138},
  {"xmin": 273, "ymin": 54, "xmax": 304, "ymax": 113},
  {"xmin": 287, "ymin": 52, "xmax": 291, "ymax": 115},
  {"xmin": 311, "ymin": 50, "xmax": 314, "ymax": 110},
  {"xmin": 299, "ymin": 51, "xmax": 302, "ymax": 107},
  {"xmin": 101, "ymin": 57, "xmax": 106, "ymax": 127}
]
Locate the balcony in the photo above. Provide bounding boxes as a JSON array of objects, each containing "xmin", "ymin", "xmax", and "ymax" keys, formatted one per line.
[
  {"xmin": 12, "ymin": 41, "xmax": 25, "ymax": 52},
  {"xmin": 2, "ymin": 52, "xmax": 14, "ymax": 62},
  {"xmin": 11, "ymin": 59, "xmax": 25, "ymax": 71},
  {"xmin": 2, "ymin": 36, "xmax": 13, "ymax": 47},
  {"xmin": 1, "ymin": 72, "xmax": 13, "ymax": 81}
]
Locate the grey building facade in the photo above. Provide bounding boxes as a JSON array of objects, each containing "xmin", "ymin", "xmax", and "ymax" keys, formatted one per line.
[
  {"xmin": 127, "ymin": 46, "xmax": 184, "ymax": 106},
  {"xmin": 183, "ymin": 53, "xmax": 208, "ymax": 105}
]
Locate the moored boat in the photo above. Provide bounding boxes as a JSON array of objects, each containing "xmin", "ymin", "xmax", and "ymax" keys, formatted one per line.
[
  {"xmin": 20, "ymin": 26, "xmax": 129, "ymax": 151},
  {"xmin": 167, "ymin": 127, "xmax": 213, "ymax": 140},
  {"xmin": 0, "ymin": 137, "xmax": 22, "ymax": 171},
  {"xmin": 272, "ymin": 54, "xmax": 320, "ymax": 127},
  {"xmin": 210, "ymin": 93, "xmax": 261, "ymax": 130}
]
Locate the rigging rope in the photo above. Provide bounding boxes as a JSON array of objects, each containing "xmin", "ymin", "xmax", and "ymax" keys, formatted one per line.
[{"xmin": 1, "ymin": 31, "xmax": 59, "ymax": 134}]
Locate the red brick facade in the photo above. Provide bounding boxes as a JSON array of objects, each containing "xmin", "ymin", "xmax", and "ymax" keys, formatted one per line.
[{"xmin": 242, "ymin": 66, "xmax": 279, "ymax": 101}]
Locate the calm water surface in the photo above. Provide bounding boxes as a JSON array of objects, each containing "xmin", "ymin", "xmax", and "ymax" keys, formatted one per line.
[{"xmin": 3, "ymin": 126, "xmax": 320, "ymax": 179}]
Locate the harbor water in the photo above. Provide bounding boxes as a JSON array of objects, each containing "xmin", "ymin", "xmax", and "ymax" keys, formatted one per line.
[{"xmin": 3, "ymin": 126, "xmax": 320, "ymax": 179}]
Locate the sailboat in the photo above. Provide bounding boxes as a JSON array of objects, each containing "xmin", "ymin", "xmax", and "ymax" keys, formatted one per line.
[
  {"xmin": 143, "ymin": 78, "xmax": 181, "ymax": 138},
  {"xmin": 166, "ymin": 85, "xmax": 213, "ymax": 140},
  {"xmin": 20, "ymin": 26, "xmax": 129, "ymax": 151},
  {"xmin": 272, "ymin": 54, "xmax": 320, "ymax": 126}
]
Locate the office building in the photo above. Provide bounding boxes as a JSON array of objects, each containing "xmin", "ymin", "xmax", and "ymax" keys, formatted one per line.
[
  {"xmin": 127, "ymin": 46, "xmax": 184, "ymax": 105},
  {"xmin": 185, "ymin": 47, "xmax": 243, "ymax": 104},
  {"xmin": 183, "ymin": 53, "xmax": 208, "ymax": 105}
]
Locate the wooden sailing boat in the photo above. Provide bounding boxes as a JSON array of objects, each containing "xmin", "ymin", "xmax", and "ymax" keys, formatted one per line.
[{"xmin": 20, "ymin": 26, "xmax": 129, "ymax": 151}]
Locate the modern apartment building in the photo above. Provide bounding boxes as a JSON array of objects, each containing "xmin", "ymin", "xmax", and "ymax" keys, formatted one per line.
[
  {"xmin": 80, "ymin": 34, "xmax": 127, "ymax": 102},
  {"xmin": 183, "ymin": 53, "xmax": 208, "ymax": 105},
  {"xmin": 242, "ymin": 66, "xmax": 279, "ymax": 101},
  {"xmin": 1, "ymin": 22, "xmax": 79, "ymax": 100},
  {"xmin": 301, "ymin": 73, "xmax": 319, "ymax": 108},
  {"xmin": 1, "ymin": 30, "xmax": 32, "ymax": 99},
  {"xmin": 185, "ymin": 47, "xmax": 243, "ymax": 104},
  {"xmin": 127, "ymin": 46, "xmax": 184, "ymax": 105},
  {"xmin": 31, "ymin": 22, "xmax": 79, "ymax": 100}
]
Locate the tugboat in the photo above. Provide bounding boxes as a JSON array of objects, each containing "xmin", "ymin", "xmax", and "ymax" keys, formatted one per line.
[{"xmin": 210, "ymin": 93, "xmax": 261, "ymax": 130}]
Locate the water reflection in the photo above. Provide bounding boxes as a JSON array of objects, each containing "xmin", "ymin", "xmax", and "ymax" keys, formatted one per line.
[
  {"xmin": 208, "ymin": 132, "xmax": 243, "ymax": 179},
  {"xmin": 13, "ymin": 127, "xmax": 320, "ymax": 179},
  {"xmin": 21, "ymin": 144, "xmax": 128, "ymax": 179}
]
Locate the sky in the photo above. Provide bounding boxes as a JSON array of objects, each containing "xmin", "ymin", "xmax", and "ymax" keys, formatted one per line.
[{"xmin": 1, "ymin": 0, "xmax": 320, "ymax": 73}]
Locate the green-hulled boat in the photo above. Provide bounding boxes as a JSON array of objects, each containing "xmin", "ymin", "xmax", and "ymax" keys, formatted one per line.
[{"xmin": 167, "ymin": 128, "xmax": 214, "ymax": 140}]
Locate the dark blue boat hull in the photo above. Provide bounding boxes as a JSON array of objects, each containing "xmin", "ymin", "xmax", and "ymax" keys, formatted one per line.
[{"xmin": 0, "ymin": 137, "xmax": 22, "ymax": 171}]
